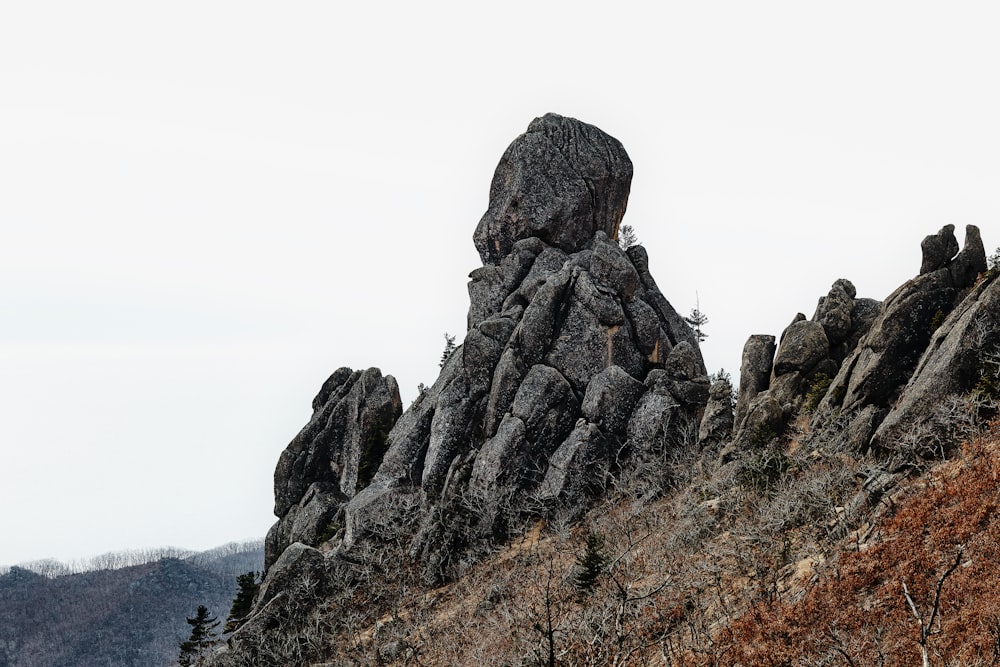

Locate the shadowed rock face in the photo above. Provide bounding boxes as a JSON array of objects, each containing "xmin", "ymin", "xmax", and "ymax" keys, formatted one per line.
[{"xmin": 263, "ymin": 114, "xmax": 707, "ymax": 576}]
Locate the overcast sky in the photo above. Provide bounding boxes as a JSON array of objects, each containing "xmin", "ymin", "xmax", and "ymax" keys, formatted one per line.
[{"xmin": 2, "ymin": 1, "xmax": 999, "ymax": 566}]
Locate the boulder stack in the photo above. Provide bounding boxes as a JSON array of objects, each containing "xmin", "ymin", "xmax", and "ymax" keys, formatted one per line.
[{"xmin": 265, "ymin": 114, "xmax": 709, "ymax": 574}]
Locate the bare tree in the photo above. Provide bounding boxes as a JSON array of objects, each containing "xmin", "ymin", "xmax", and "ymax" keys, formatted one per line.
[{"xmin": 902, "ymin": 546, "xmax": 964, "ymax": 667}]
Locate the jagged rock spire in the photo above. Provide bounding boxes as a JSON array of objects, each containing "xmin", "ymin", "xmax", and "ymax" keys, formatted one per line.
[{"xmin": 264, "ymin": 115, "xmax": 708, "ymax": 574}]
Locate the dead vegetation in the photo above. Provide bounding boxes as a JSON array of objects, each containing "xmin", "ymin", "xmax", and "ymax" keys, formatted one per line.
[{"xmin": 218, "ymin": 407, "xmax": 1000, "ymax": 667}]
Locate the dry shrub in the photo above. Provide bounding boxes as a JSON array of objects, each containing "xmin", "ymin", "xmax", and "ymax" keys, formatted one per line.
[{"xmin": 728, "ymin": 423, "xmax": 1000, "ymax": 666}]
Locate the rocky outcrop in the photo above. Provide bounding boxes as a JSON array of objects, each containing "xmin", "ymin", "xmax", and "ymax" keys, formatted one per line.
[
  {"xmin": 266, "ymin": 368, "xmax": 402, "ymax": 568},
  {"xmin": 473, "ymin": 113, "xmax": 633, "ymax": 264},
  {"xmin": 261, "ymin": 114, "xmax": 708, "ymax": 584},
  {"xmin": 208, "ymin": 114, "xmax": 1000, "ymax": 667},
  {"xmin": 734, "ymin": 335, "xmax": 776, "ymax": 427},
  {"xmin": 872, "ymin": 271, "xmax": 1000, "ymax": 448},
  {"xmin": 698, "ymin": 377, "xmax": 734, "ymax": 445},
  {"xmin": 818, "ymin": 226, "xmax": 985, "ymax": 419},
  {"xmin": 920, "ymin": 224, "xmax": 959, "ymax": 274},
  {"xmin": 731, "ymin": 278, "xmax": 881, "ymax": 445}
]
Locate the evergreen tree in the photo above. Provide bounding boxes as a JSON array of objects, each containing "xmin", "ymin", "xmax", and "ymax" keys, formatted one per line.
[
  {"xmin": 684, "ymin": 295, "xmax": 709, "ymax": 343},
  {"xmin": 573, "ymin": 533, "xmax": 607, "ymax": 596},
  {"xmin": 617, "ymin": 224, "xmax": 639, "ymax": 250},
  {"xmin": 178, "ymin": 605, "xmax": 220, "ymax": 666},
  {"xmin": 225, "ymin": 571, "xmax": 261, "ymax": 633},
  {"xmin": 439, "ymin": 333, "xmax": 457, "ymax": 368}
]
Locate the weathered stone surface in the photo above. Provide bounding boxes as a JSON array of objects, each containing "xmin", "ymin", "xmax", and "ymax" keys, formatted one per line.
[
  {"xmin": 873, "ymin": 273, "xmax": 1000, "ymax": 450},
  {"xmin": 421, "ymin": 375, "xmax": 476, "ymax": 493},
  {"xmin": 274, "ymin": 367, "xmax": 401, "ymax": 514},
  {"xmin": 627, "ymin": 244, "xmax": 706, "ymax": 370},
  {"xmin": 374, "ymin": 352, "xmax": 464, "ymax": 487},
  {"xmin": 267, "ymin": 115, "xmax": 707, "ymax": 591},
  {"xmin": 737, "ymin": 393, "xmax": 783, "ymax": 447},
  {"xmin": 510, "ymin": 364, "xmax": 579, "ymax": 448},
  {"xmin": 268, "ymin": 367, "xmax": 402, "ymax": 568},
  {"xmin": 698, "ymin": 379, "xmax": 734, "ymax": 445},
  {"xmin": 626, "ymin": 391, "xmax": 681, "ymax": 454},
  {"xmin": 473, "ymin": 113, "xmax": 632, "ymax": 264},
  {"xmin": 517, "ymin": 266, "xmax": 573, "ymax": 366},
  {"xmin": 624, "ymin": 297, "xmax": 660, "ymax": 356},
  {"xmin": 536, "ymin": 423, "xmax": 609, "ymax": 509},
  {"xmin": 665, "ymin": 341, "xmax": 702, "ymax": 380},
  {"xmin": 581, "ymin": 365, "xmax": 646, "ymax": 434},
  {"xmin": 839, "ymin": 268, "xmax": 957, "ymax": 410},
  {"xmin": 734, "ymin": 335, "xmax": 776, "ymax": 428},
  {"xmin": 265, "ymin": 483, "xmax": 341, "ymax": 567},
  {"xmin": 257, "ymin": 543, "xmax": 326, "ymax": 609},
  {"xmin": 844, "ymin": 405, "xmax": 886, "ymax": 453},
  {"xmin": 949, "ymin": 224, "xmax": 987, "ymax": 289},
  {"xmin": 773, "ymin": 320, "xmax": 829, "ymax": 377},
  {"xmin": 545, "ymin": 294, "xmax": 644, "ymax": 393},
  {"xmin": 574, "ymin": 270, "xmax": 625, "ymax": 325},
  {"xmin": 462, "ymin": 316, "xmax": 517, "ymax": 399},
  {"xmin": 920, "ymin": 224, "xmax": 959, "ymax": 274},
  {"xmin": 470, "ymin": 414, "xmax": 528, "ymax": 494},
  {"xmin": 484, "ymin": 347, "xmax": 527, "ymax": 437},
  {"xmin": 768, "ymin": 371, "xmax": 805, "ymax": 415},
  {"xmin": 780, "ymin": 313, "xmax": 806, "ymax": 343},
  {"xmin": 590, "ymin": 232, "xmax": 640, "ymax": 300},
  {"xmin": 832, "ymin": 297, "xmax": 881, "ymax": 362},
  {"xmin": 343, "ymin": 485, "xmax": 421, "ymax": 547},
  {"xmin": 814, "ymin": 280, "xmax": 855, "ymax": 345}
]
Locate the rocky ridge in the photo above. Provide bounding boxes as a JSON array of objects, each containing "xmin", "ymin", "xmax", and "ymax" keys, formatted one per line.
[
  {"xmin": 730, "ymin": 222, "xmax": 992, "ymax": 458},
  {"xmin": 208, "ymin": 115, "xmax": 998, "ymax": 666}
]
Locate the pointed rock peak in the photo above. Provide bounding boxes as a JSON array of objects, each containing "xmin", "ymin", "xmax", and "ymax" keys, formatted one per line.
[{"xmin": 473, "ymin": 113, "xmax": 633, "ymax": 265}]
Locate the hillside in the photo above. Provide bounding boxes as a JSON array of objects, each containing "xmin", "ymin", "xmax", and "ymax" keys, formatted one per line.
[
  {"xmin": 199, "ymin": 115, "xmax": 999, "ymax": 666},
  {"xmin": 0, "ymin": 541, "xmax": 262, "ymax": 667}
]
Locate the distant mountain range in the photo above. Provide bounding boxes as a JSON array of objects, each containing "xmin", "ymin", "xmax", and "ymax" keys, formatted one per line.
[{"xmin": 0, "ymin": 540, "xmax": 263, "ymax": 667}]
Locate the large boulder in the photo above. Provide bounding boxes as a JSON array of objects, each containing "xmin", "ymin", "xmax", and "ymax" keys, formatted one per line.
[
  {"xmin": 772, "ymin": 320, "xmax": 830, "ymax": 377},
  {"xmin": 734, "ymin": 335, "xmax": 776, "ymax": 428},
  {"xmin": 920, "ymin": 224, "xmax": 959, "ymax": 274},
  {"xmin": 473, "ymin": 113, "xmax": 633, "ymax": 264},
  {"xmin": 813, "ymin": 279, "xmax": 855, "ymax": 346}
]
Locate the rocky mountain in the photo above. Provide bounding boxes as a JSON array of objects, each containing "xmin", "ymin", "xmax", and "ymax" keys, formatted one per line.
[
  {"xmin": 203, "ymin": 115, "xmax": 999, "ymax": 666},
  {"xmin": 0, "ymin": 541, "xmax": 263, "ymax": 667}
]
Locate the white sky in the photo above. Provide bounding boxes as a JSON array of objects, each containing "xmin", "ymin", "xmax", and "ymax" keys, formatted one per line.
[{"xmin": 2, "ymin": 1, "xmax": 999, "ymax": 566}]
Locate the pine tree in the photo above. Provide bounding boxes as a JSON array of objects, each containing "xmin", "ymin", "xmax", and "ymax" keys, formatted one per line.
[
  {"xmin": 178, "ymin": 605, "xmax": 220, "ymax": 666},
  {"xmin": 439, "ymin": 333, "xmax": 457, "ymax": 368},
  {"xmin": 225, "ymin": 571, "xmax": 261, "ymax": 633},
  {"xmin": 617, "ymin": 224, "xmax": 639, "ymax": 250},
  {"xmin": 684, "ymin": 295, "xmax": 709, "ymax": 343},
  {"xmin": 573, "ymin": 533, "xmax": 607, "ymax": 596}
]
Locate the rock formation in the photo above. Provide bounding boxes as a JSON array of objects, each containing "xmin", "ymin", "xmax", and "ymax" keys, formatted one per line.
[
  {"xmin": 208, "ymin": 116, "xmax": 1000, "ymax": 667},
  {"xmin": 730, "ymin": 223, "xmax": 990, "ymax": 455},
  {"xmin": 264, "ymin": 114, "xmax": 709, "ymax": 575}
]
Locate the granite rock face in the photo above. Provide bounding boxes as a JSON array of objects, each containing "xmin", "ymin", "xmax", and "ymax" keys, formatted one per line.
[
  {"xmin": 728, "ymin": 225, "xmax": 988, "ymax": 453},
  {"xmin": 818, "ymin": 225, "xmax": 986, "ymax": 424},
  {"xmin": 263, "ymin": 114, "xmax": 707, "ymax": 581},
  {"xmin": 474, "ymin": 113, "xmax": 633, "ymax": 265},
  {"xmin": 266, "ymin": 368, "xmax": 402, "ymax": 568},
  {"xmin": 731, "ymin": 277, "xmax": 881, "ymax": 444}
]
